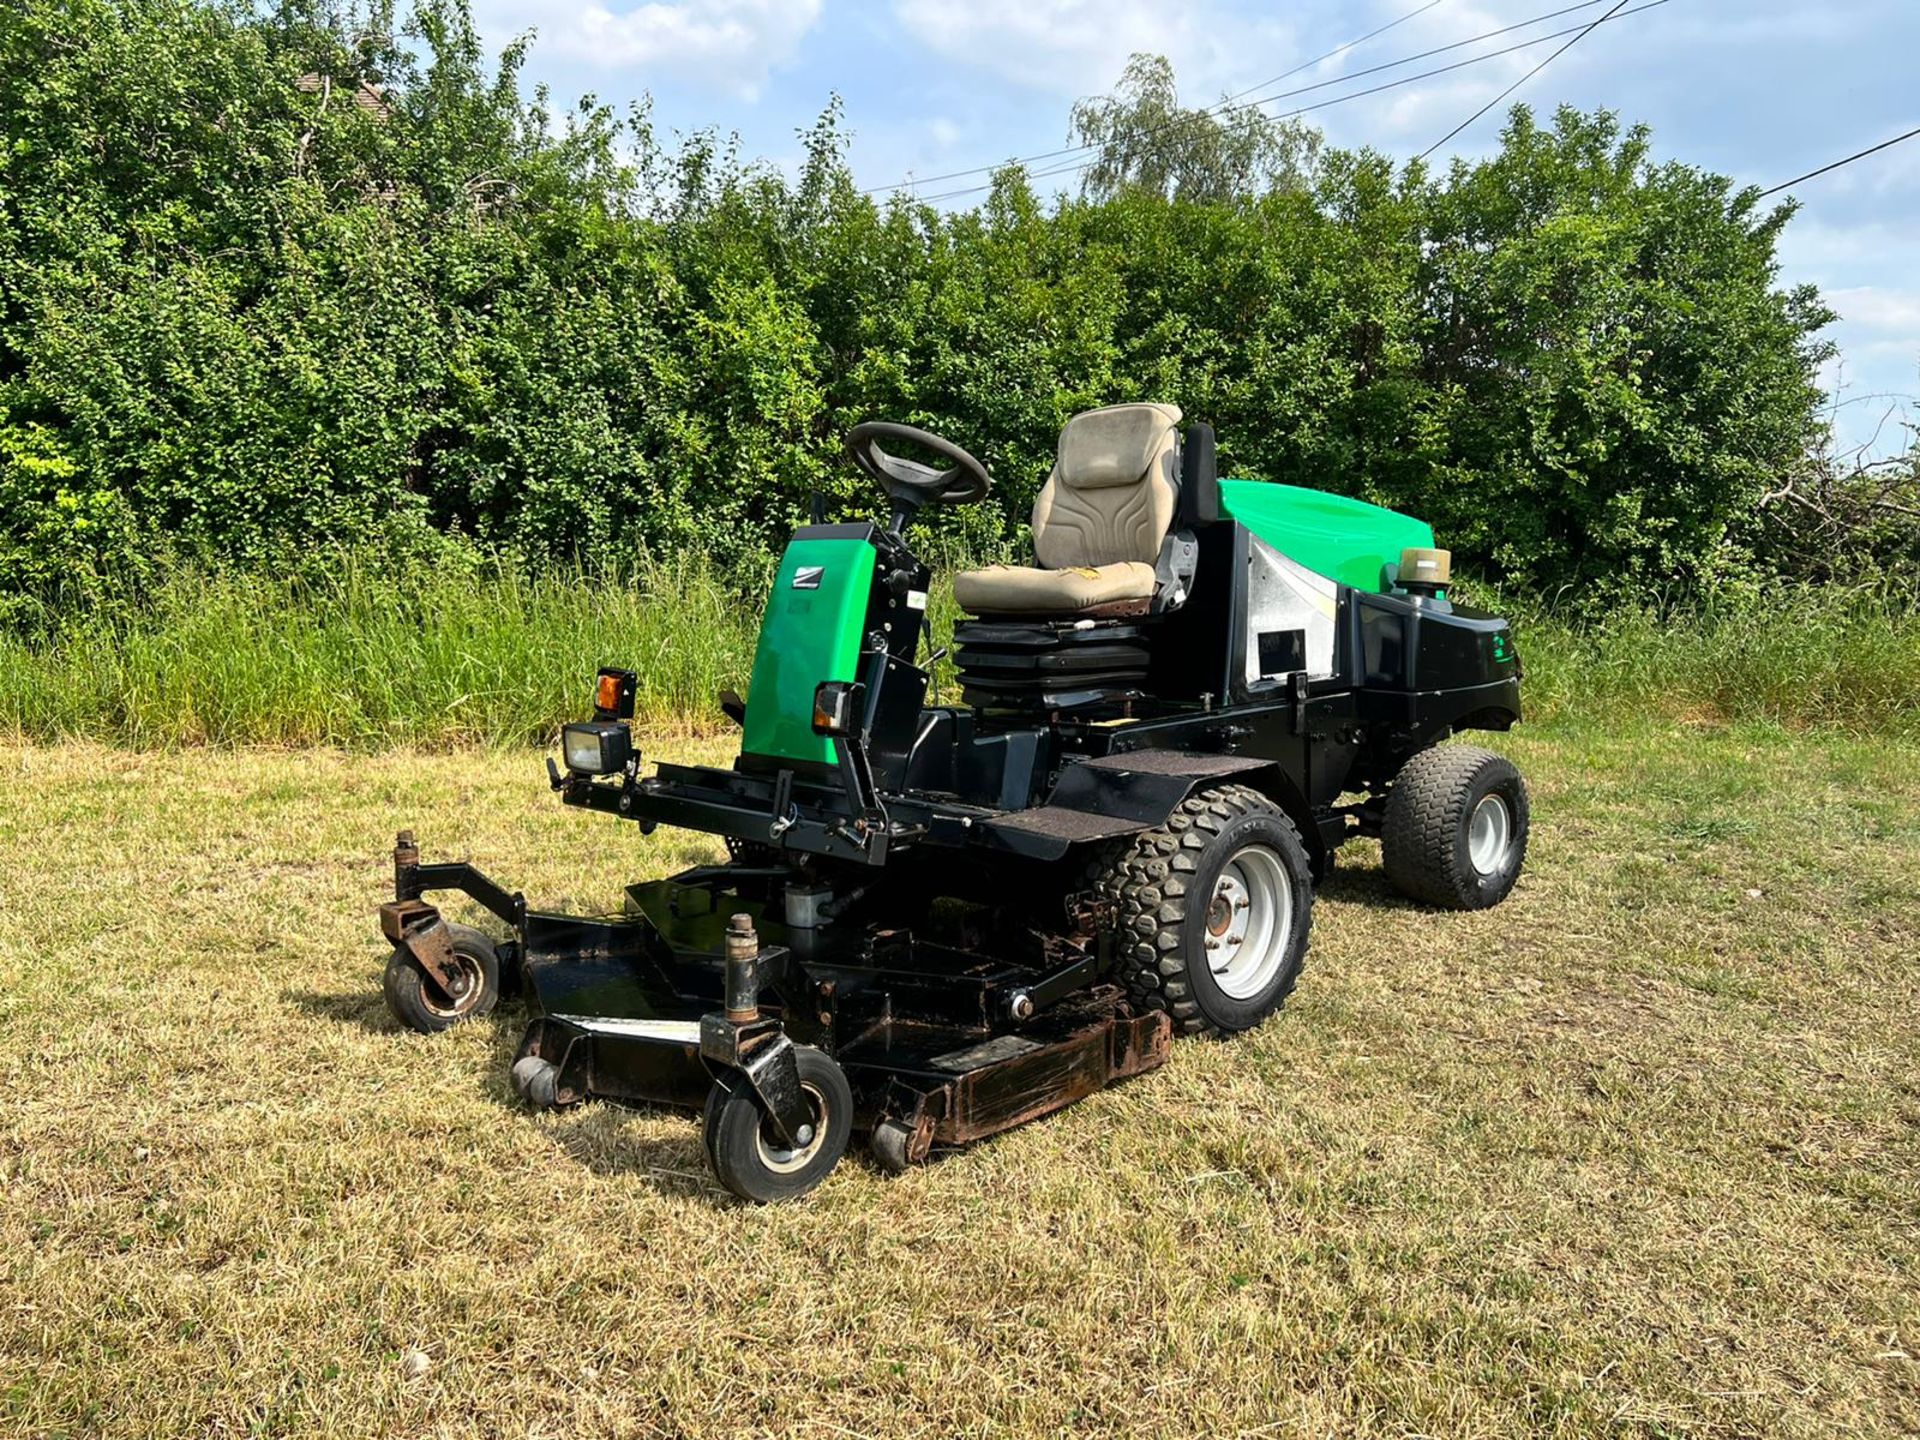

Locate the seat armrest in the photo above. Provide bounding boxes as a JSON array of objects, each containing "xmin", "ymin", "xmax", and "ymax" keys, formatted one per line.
[{"xmin": 1178, "ymin": 423, "xmax": 1220, "ymax": 527}]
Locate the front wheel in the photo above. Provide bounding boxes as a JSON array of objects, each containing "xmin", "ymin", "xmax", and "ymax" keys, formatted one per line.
[
  {"xmin": 382, "ymin": 923, "xmax": 502, "ymax": 1033},
  {"xmin": 1380, "ymin": 745, "xmax": 1530, "ymax": 909},
  {"xmin": 1098, "ymin": 783, "xmax": 1314, "ymax": 1038},
  {"xmin": 704, "ymin": 1046, "xmax": 853, "ymax": 1203}
]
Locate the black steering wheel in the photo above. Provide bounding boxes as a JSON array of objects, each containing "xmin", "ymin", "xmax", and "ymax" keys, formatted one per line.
[{"xmin": 845, "ymin": 422, "xmax": 992, "ymax": 529}]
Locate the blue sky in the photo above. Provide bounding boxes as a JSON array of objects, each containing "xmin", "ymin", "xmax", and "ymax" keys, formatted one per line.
[{"xmin": 468, "ymin": 0, "xmax": 1919, "ymax": 457}]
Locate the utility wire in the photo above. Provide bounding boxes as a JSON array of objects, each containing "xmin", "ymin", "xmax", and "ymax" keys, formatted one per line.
[
  {"xmin": 1418, "ymin": 0, "xmax": 1631, "ymax": 159},
  {"xmin": 865, "ymin": 0, "xmax": 1463, "ymax": 196},
  {"xmin": 1755, "ymin": 124, "xmax": 1920, "ymax": 198},
  {"xmin": 867, "ymin": 0, "xmax": 1630, "ymax": 197},
  {"xmin": 1205, "ymin": 0, "xmax": 1619, "ymax": 115},
  {"xmin": 1213, "ymin": 0, "xmax": 1452, "ymax": 111},
  {"xmin": 913, "ymin": 0, "xmax": 1670, "ymax": 203}
]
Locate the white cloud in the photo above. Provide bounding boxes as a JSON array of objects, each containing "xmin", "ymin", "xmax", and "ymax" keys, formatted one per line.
[
  {"xmin": 890, "ymin": 0, "xmax": 1293, "ymax": 100},
  {"xmin": 491, "ymin": 0, "xmax": 822, "ymax": 100},
  {"xmin": 1826, "ymin": 287, "xmax": 1920, "ymax": 334}
]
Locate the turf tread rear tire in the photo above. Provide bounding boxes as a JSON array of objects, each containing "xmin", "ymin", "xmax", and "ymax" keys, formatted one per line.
[
  {"xmin": 1380, "ymin": 745, "xmax": 1529, "ymax": 910},
  {"xmin": 1094, "ymin": 783, "xmax": 1312, "ymax": 1039}
]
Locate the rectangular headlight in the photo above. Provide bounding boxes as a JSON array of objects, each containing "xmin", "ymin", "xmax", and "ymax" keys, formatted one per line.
[{"xmin": 562, "ymin": 720, "xmax": 632, "ymax": 775}]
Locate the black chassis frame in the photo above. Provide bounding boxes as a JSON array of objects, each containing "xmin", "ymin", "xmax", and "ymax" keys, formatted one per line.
[{"xmin": 554, "ymin": 517, "xmax": 1522, "ymax": 881}]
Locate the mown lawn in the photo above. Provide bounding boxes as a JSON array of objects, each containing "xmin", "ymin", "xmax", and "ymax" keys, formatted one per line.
[{"xmin": 2, "ymin": 726, "xmax": 1917, "ymax": 1438}]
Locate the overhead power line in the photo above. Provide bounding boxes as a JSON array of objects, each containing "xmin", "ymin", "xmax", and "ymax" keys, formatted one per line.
[
  {"xmin": 864, "ymin": 0, "xmax": 1455, "ymax": 197},
  {"xmin": 1216, "ymin": 0, "xmax": 1453, "ymax": 112},
  {"xmin": 1203, "ymin": 0, "xmax": 1621, "ymax": 114},
  {"xmin": 1419, "ymin": 0, "xmax": 1632, "ymax": 159},
  {"xmin": 1755, "ymin": 124, "xmax": 1920, "ymax": 198},
  {"xmin": 912, "ymin": 0, "xmax": 1671, "ymax": 204},
  {"xmin": 867, "ymin": 0, "xmax": 1645, "ymax": 198}
]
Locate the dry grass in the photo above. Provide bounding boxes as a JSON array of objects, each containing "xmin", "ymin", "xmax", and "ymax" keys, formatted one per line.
[{"xmin": 3, "ymin": 727, "xmax": 1918, "ymax": 1438}]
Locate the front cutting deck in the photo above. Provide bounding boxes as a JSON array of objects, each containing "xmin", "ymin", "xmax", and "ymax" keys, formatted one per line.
[{"xmin": 488, "ymin": 870, "xmax": 1171, "ymax": 1165}]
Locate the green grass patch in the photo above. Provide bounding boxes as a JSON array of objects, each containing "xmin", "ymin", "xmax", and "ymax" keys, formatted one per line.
[
  {"xmin": 1501, "ymin": 583, "xmax": 1920, "ymax": 736},
  {"xmin": 3, "ymin": 554, "xmax": 1917, "ymax": 747}
]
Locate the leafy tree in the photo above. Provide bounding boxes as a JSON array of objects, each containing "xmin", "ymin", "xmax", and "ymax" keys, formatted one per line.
[{"xmin": 1068, "ymin": 53, "xmax": 1322, "ymax": 203}]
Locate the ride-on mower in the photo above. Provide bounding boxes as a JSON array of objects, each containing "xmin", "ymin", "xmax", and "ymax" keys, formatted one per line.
[{"xmin": 378, "ymin": 404, "xmax": 1528, "ymax": 1201}]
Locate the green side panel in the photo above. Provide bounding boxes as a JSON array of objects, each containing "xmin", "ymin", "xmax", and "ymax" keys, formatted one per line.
[
  {"xmin": 741, "ymin": 536, "xmax": 877, "ymax": 766},
  {"xmin": 1218, "ymin": 479, "xmax": 1435, "ymax": 593}
]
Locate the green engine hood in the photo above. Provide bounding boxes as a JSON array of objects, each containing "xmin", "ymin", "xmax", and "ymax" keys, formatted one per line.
[{"xmin": 1219, "ymin": 479, "xmax": 1434, "ymax": 593}]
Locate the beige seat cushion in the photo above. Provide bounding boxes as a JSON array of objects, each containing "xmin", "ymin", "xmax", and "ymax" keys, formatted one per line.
[
  {"xmin": 953, "ymin": 560, "xmax": 1156, "ymax": 615},
  {"xmin": 955, "ymin": 401, "xmax": 1182, "ymax": 617}
]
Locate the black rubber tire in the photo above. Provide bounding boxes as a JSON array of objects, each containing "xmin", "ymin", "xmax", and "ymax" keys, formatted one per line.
[
  {"xmin": 382, "ymin": 923, "xmax": 502, "ymax": 1034},
  {"xmin": 704, "ymin": 1046, "xmax": 853, "ymax": 1203},
  {"xmin": 1096, "ymin": 783, "xmax": 1314, "ymax": 1038},
  {"xmin": 869, "ymin": 1120, "xmax": 915, "ymax": 1175},
  {"xmin": 701, "ymin": 1083, "xmax": 727, "ymax": 1157},
  {"xmin": 1380, "ymin": 745, "xmax": 1530, "ymax": 910}
]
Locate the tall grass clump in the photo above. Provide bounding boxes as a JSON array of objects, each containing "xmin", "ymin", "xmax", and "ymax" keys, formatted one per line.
[
  {"xmin": 1506, "ymin": 582, "xmax": 1920, "ymax": 736},
  {"xmin": 0, "ymin": 553, "xmax": 764, "ymax": 748},
  {"xmin": 4, "ymin": 553, "xmax": 1917, "ymax": 748}
]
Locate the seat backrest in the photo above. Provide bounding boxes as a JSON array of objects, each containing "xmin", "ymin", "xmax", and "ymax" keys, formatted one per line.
[{"xmin": 1031, "ymin": 402, "xmax": 1182, "ymax": 570}]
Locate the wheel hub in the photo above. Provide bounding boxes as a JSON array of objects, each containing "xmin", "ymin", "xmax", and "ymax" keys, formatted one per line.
[
  {"xmin": 1204, "ymin": 847, "xmax": 1294, "ymax": 1002},
  {"xmin": 755, "ymin": 1082, "xmax": 829, "ymax": 1175},
  {"xmin": 422, "ymin": 954, "xmax": 483, "ymax": 1019},
  {"xmin": 1467, "ymin": 793, "xmax": 1512, "ymax": 876}
]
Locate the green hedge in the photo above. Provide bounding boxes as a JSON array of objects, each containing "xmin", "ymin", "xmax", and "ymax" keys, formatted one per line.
[{"xmin": 0, "ymin": 0, "xmax": 1835, "ymax": 628}]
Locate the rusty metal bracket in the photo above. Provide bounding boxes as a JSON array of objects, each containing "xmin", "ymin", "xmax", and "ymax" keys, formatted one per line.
[
  {"xmin": 389, "ymin": 830, "xmax": 526, "ymax": 928},
  {"xmin": 699, "ymin": 1014, "xmax": 813, "ymax": 1148},
  {"xmin": 378, "ymin": 897, "xmax": 468, "ymax": 1002},
  {"xmin": 876, "ymin": 1079, "xmax": 938, "ymax": 1165}
]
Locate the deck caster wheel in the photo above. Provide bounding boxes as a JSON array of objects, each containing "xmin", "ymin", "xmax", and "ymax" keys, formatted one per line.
[
  {"xmin": 511, "ymin": 1055, "xmax": 561, "ymax": 1109},
  {"xmin": 701, "ymin": 1082, "xmax": 727, "ymax": 1157},
  {"xmin": 382, "ymin": 923, "xmax": 501, "ymax": 1034},
  {"xmin": 870, "ymin": 1120, "xmax": 916, "ymax": 1174},
  {"xmin": 703, "ymin": 1046, "xmax": 852, "ymax": 1203}
]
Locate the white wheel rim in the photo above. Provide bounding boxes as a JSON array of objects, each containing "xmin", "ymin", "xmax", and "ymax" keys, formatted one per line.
[
  {"xmin": 754, "ymin": 1082, "xmax": 828, "ymax": 1175},
  {"xmin": 420, "ymin": 953, "xmax": 483, "ymax": 1019},
  {"xmin": 1204, "ymin": 846, "xmax": 1294, "ymax": 1001},
  {"xmin": 1467, "ymin": 794, "xmax": 1512, "ymax": 876}
]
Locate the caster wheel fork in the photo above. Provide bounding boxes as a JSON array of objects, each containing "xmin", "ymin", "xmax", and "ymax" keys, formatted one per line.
[{"xmin": 701, "ymin": 1045, "xmax": 852, "ymax": 1203}]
